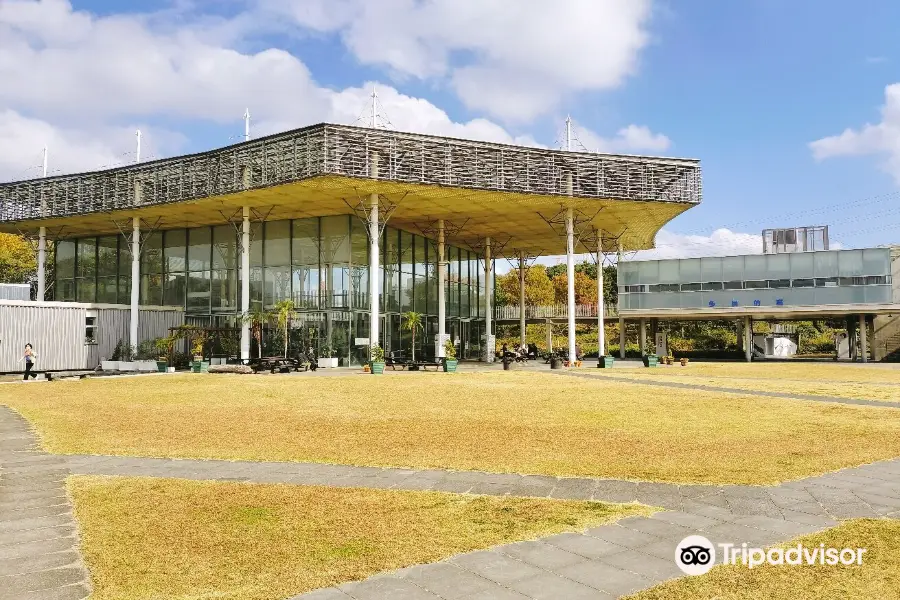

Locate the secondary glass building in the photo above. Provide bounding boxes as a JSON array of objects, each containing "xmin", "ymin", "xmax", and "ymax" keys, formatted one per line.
[
  {"xmin": 54, "ymin": 216, "xmax": 490, "ymax": 365},
  {"xmin": 619, "ymin": 248, "xmax": 894, "ymax": 311}
]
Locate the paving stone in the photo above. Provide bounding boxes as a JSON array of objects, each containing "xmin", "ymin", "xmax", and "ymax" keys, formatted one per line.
[
  {"xmin": 541, "ymin": 533, "xmax": 628, "ymax": 560},
  {"xmin": 0, "ymin": 495, "xmax": 69, "ymax": 513},
  {"xmin": 508, "ymin": 572, "xmax": 611, "ymax": 599},
  {"xmin": 584, "ymin": 525, "xmax": 662, "ymax": 548},
  {"xmin": 398, "ymin": 563, "xmax": 499, "ymax": 600},
  {"xmin": 0, "ymin": 549, "xmax": 82, "ymax": 576},
  {"xmin": 499, "ymin": 541, "xmax": 588, "ymax": 571},
  {"xmin": 779, "ymin": 510, "xmax": 838, "ymax": 528},
  {"xmin": 704, "ymin": 523, "xmax": 785, "ymax": 547},
  {"xmin": 456, "ymin": 588, "xmax": 530, "ymax": 600},
  {"xmin": 590, "ymin": 481, "xmax": 639, "ymax": 503},
  {"xmin": 338, "ymin": 575, "xmax": 441, "ymax": 599},
  {"xmin": 19, "ymin": 582, "xmax": 91, "ymax": 600},
  {"xmin": 0, "ymin": 525, "xmax": 77, "ymax": 548},
  {"xmin": 0, "ymin": 513, "xmax": 75, "ymax": 534},
  {"xmin": 555, "ymin": 561, "xmax": 654, "ymax": 597},
  {"xmin": 290, "ymin": 588, "xmax": 353, "ymax": 600},
  {"xmin": 451, "ymin": 550, "xmax": 546, "ymax": 585},
  {"xmin": 549, "ymin": 479, "xmax": 596, "ymax": 500},
  {"xmin": 617, "ymin": 516, "xmax": 697, "ymax": 539},
  {"xmin": 599, "ymin": 549, "xmax": 683, "ymax": 580},
  {"xmin": 636, "ymin": 538, "xmax": 682, "ymax": 562},
  {"xmin": 649, "ymin": 511, "xmax": 723, "ymax": 531},
  {"xmin": 731, "ymin": 515, "xmax": 821, "ymax": 536},
  {"xmin": 822, "ymin": 502, "xmax": 880, "ymax": 519},
  {"xmin": 0, "ymin": 566, "xmax": 87, "ymax": 595}
]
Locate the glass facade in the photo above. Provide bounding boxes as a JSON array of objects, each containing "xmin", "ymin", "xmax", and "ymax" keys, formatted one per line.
[
  {"xmin": 54, "ymin": 216, "xmax": 490, "ymax": 364},
  {"xmin": 619, "ymin": 249, "xmax": 894, "ymax": 310}
]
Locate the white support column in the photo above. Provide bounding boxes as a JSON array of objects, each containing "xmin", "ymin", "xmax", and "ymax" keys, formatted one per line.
[
  {"xmin": 565, "ymin": 207, "xmax": 576, "ymax": 363},
  {"xmin": 744, "ymin": 316, "xmax": 753, "ymax": 362},
  {"xmin": 369, "ymin": 153, "xmax": 381, "ymax": 353},
  {"xmin": 437, "ymin": 220, "xmax": 446, "ymax": 357},
  {"xmin": 619, "ymin": 316, "xmax": 626, "ymax": 359},
  {"xmin": 37, "ymin": 227, "xmax": 47, "ymax": 302},
  {"xmin": 546, "ymin": 320, "xmax": 553, "ymax": 353},
  {"xmin": 484, "ymin": 237, "xmax": 493, "ymax": 362},
  {"xmin": 859, "ymin": 314, "xmax": 868, "ymax": 363},
  {"xmin": 597, "ymin": 238, "xmax": 605, "ymax": 358},
  {"xmin": 129, "ymin": 218, "xmax": 140, "ymax": 351},
  {"xmin": 240, "ymin": 207, "xmax": 251, "ymax": 361},
  {"xmin": 519, "ymin": 251, "xmax": 527, "ymax": 347},
  {"xmin": 639, "ymin": 318, "xmax": 647, "ymax": 356}
]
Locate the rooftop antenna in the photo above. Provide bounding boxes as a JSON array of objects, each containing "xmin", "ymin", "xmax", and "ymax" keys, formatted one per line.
[
  {"xmin": 565, "ymin": 115, "xmax": 572, "ymax": 152},
  {"xmin": 244, "ymin": 108, "xmax": 251, "ymax": 142},
  {"xmin": 371, "ymin": 87, "xmax": 378, "ymax": 128},
  {"xmin": 42, "ymin": 146, "xmax": 48, "ymax": 178},
  {"xmin": 135, "ymin": 130, "xmax": 141, "ymax": 164}
]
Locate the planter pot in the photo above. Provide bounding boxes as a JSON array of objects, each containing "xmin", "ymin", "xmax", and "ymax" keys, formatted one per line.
[
  {"xmin": 642, "ymin": 354, "xmax": 659, "ymax": 368},
  {"xmin": 318, "ymin": 357, "xmax": 339, "ymax": 369},
  {"xmin": 166, "ymin": 367, "xmax": 176, "ymax": 373},
  {"xmin": 680, "ymin": 358, "xmax": 689, "ymax": 366},
  {"xmin": 156, "ymin": 361, "xmax": 168, "ymax": 373},
  {"xmin": 370, "ymin": 361, "xmax": 385, "ymax": 374},
  {"xmin": 191, "ymin": 360, "xmax": 210, "ymax": 373},
  {"xmin": 550, "ymin": 357, "xmax": 562, "ymax": 370},
  {"xmin": 101, "ymin": 360, "xmax": 119, "ymax": 371},
  {"xmin": 443, "ymin": 359, "xmax": 458, "ymax": 373},
  {"xmin": 135, "ymin": 360, "xmax": 157, "ymax": 372},
  {"xmin": 597, "ymin": 356, "xmax": 614, "ymax": 368},
  {"xmin": 118, "ymin": 361, "xmax": 136, "ymax": 372}
]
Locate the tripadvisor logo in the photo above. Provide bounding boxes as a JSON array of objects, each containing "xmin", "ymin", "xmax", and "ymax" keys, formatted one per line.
[
  {"xmin": 675, "ymin": 536, "xmax": 867, "ymax": 575},
  {"xmin": 675, "ymin": 535, "xmax": 715, "ymax": 576}
]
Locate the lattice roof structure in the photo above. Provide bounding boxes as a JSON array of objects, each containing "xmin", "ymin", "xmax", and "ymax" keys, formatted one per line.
[{"xmin": 0, "ymin": 123, "xmax": 701, "ymax": 254}]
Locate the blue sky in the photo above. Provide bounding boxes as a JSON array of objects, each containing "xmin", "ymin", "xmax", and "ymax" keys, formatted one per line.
[{"xmin": 3, "ymin": 0, "xmax": 900, "ymax": 257}]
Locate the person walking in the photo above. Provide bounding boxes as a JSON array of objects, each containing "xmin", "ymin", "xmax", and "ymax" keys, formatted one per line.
[{"xmin": 19, "ymin": 343, "xmax": 38, "ymax": 381}]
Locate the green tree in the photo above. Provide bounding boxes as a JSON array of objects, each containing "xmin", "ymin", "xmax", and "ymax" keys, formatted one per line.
[
  {"xmin": 402, "ymin": 311, "xmax": 424, "ymax": 362},
  {"xmin": 242, "ymin": 307, "xmax": 271, "ymax": 359},
  {"xmin": 272, "ymin": 300, "xmax": 296, "ymax": 358},
  {"xmin": 496, "ymin": 264, "xmax": 555, "ymax": 306},
  {"xmin": 0, "ymin": 233, "xmax": 35, "ymax": 284}
]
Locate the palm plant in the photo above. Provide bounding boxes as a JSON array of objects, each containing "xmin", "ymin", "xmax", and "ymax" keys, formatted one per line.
[
  {"xmin": 272, "ymin": 300, "xmax": 295, "ymax": 358},
  {"xmin": 242, "ymin": 307, "xmax": 270, "ymax": 359},
  {"xmin": 401, "ymin": 311, "xmax": 424, "ymax": 363}
]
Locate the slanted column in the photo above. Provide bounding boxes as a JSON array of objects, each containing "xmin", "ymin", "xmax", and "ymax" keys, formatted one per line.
[
  {"xmin": 437, "ymin": 220, "xmax": 446, "ymax": 357},
  {"xmin": 240, "ymin": 207, "xmax": 251, "ymax": 361},
  {"xmin": 565, "ymin": 208, "xmax": 576, "ymax": 363},
  {"xmin": 859, "ymin": 314, "xmax": 868, "ymax": 363},
  {"xmin": 744, "ymin": 316, "xmax": 753, "ymax": 362},
  {"xmin": 129, "ymin": 218, "xmax": 140, "ymax": 351},
  {"xmin": 619, "ymin": 316, "xmax": 626, "ymax": 359},
  {"xmin": 369, "ymin": 152, "xmax": 381, "ymax": 352},
  {"xmin": 597, "ymin": 238, "xmax": 605, "ymax": 359},
  {"xmin": 518, "ymin": 251, "xmax": 527, "ymax": 347},
  {"xmin": 37, "ymin": 227, "xmax": 46, "ymax": 302},
  {"xmin": 484, "ymin": 237, "xmax": 493, "ymax": 362}
]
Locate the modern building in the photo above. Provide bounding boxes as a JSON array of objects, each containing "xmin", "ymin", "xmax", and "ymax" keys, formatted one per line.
[
  {"xmin": 617, "ymin": 227, "xmax": 900, "ymax": 361},
  {"xmin": 0, "ymin": 123, "xmax": 702, "ymax": 367}
]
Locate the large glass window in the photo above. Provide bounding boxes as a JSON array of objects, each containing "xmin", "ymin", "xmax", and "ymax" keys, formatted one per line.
[
  {"xmin": 350, "ymin": 217, "xmax": 369, "ymax": 310},
  {"xmin": 76, "ymin": 238, "xmax": 97, "ymax": 302},
  {"xmin": 292, "ymin": 218, "xmax": 320, "ymax": 309},
  {"xmin": 56, "ymin": 240, "xmax": 76, "ymax": 301},
  {"xmin": 187, "ymin": 227, "xmax": 211, "ymax": 272},
  {"xmin": 322, "ymin": 216, "xmax": 349, "ymax": 309}
]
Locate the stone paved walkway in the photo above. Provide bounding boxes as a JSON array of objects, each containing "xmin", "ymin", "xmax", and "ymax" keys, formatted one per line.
[
  {"xmin": 0, "ymin": 410, "xmax": 91, "ymax": 600},
  {"xmin": 2, "ymin": 403, "xmax": 900, "ymax": 599},
  {"xmin": 557, "ymin": 370, "xmax": 900, "ymax": 409}
]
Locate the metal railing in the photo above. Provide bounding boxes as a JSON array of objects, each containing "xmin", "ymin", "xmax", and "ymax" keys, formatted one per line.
[{"xmin": 494, "ymin": 303, "xmax": 618, "ymax": 320}]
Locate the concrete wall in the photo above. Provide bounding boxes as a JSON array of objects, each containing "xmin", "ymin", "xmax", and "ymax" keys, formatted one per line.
[{"xmin": 0, "ymin": 301, "xmax": 183, "ymax": 372}]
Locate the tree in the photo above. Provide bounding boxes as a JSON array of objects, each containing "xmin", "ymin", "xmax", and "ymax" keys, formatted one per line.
[
  {"xmin": 402, "ymin": 311, "xmax": 424, "ymax": 362},
  {"xmin": 0, "ymin": 233, "xmax": 35, "ymax": 284},
  {"xmin": 272, "ymin": 300, "xmax": 296, "ymax": 358},
  {"xmin": 242, "ymin": 307, "xmax": 271, "ymax": 359},
  {"xmin": 552, "ymin": 271, "xmax": 598, "ymax": 304},
  {"xmin": 496, "ymin": 264, "xmax": 555, "ymax": 306}
]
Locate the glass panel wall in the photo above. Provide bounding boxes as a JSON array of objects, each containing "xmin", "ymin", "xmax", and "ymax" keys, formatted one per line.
[{"xmin": 53, "ymin": 217, "xmax": 487, "ymax": 362}]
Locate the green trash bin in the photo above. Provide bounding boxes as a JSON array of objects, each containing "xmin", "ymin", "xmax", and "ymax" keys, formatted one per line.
[
  {"xmin": 642, "ymin": 354, "xmax": 659, "ymax": 367},
  {"xmin": 597, "ymin": 356, "xmax": 614, "ymax": 368}
]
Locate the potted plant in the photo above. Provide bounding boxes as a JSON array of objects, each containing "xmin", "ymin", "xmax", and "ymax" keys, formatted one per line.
[
  {"xmin": 190, "ymin": 330, "xmax": 210, "ymax": 373},
  {"xmin": 680, "ymin": 357, "xmax": 689, "ymax": 366},
  {"xmin": 642, "ymin": 353, "xmax": 659, "ymax": 368},
  {"xmin": 402, "ymin": 311, "xmax": 423, "ymax": 371},
  {"xmin": 118, "ymin": 342, "xmax": 136, "ymax": 372},
  {"xmin": 242, "ymin": 308, "xmax": 270, "ymax": 360},
  {"xmin": 155, "ymin": 336, "xmax": 175, "ymax": 372},
  {"xmin": 443, "ymin": 339, "xmax": 458, "ymax": 372},
  {"xmin": 597, "ymin": 354, "xmax": 614, "ymax": 368},
  {"xmin": 549, "ymin": 351, "xmax": 562, "ymax": 370},
  {"xmin": 102, "ymin": 339, "xmax": 124, "ymax": 371},
  {"xmin": 318, "ymin": 343, "xmax": 338, "ymax": 368},
  {"xmin": 370, "ymin": 345, "xmax": 385, "ymax": 375}
]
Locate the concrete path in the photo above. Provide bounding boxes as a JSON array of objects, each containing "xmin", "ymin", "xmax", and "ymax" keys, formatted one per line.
[
  {"xmin": 557, "ymin": 370, "xmax": 900, "ymax": 409},
  {"xmin": 0, "ymin": 410, "xmax": 91, "ymax": 600},
  {"xmin": 2, "ymin": 402, "xmax": 900, "ymax": 599}
]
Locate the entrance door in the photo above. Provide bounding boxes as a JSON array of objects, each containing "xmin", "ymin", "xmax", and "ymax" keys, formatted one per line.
[{"xmin": 460, "ymin": 320, "xmax": 471, "ymax": 359}]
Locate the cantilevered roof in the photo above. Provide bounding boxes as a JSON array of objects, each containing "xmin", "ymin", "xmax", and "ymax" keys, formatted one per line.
[{"xmin": 0, "ymin": 123, "xmax": 701, "ymax": 255}]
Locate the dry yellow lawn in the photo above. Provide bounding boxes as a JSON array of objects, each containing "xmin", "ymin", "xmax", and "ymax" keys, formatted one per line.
[
  {"xmin": 5, "ymin": 372, "xmax": 900, "ymax": 484},
  {"xmin": 588, "ymin": 368, "xmax": 900, "ymax": 402},
  {"xmin": 629, "ymin": 519, "xmax": 900, "ymax": 599},
  {"xmin": 69, "ymin": 475, "xmax": 649, "ymax": 600}
]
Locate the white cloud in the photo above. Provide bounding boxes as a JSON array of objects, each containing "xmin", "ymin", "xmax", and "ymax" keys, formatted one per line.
[
  {"xmin": 632, "ymin": 228, "xmax": 763, "ymax": 260},
  {"xmin": 809, "ymin": 83, "xmax": 900, "ymax": 185},
  {"xmin": 576, "ymin": 123, "xmax": 671, "ymax": 154},
  {"xmin": 260, "ymin": 0, "xmax": 653, "ymax": 122}
]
